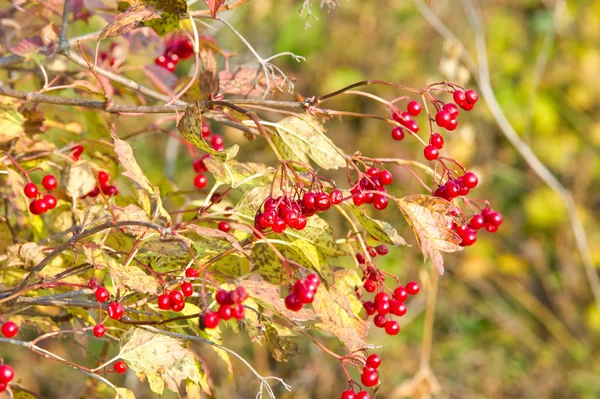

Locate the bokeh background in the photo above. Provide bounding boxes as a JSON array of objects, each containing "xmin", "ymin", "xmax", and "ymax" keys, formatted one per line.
[{"xmin": 3, "ymin": 0, "xmax": 600, "ymax": 398}]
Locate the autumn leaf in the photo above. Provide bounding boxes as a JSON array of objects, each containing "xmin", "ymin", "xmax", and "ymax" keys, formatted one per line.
[
  {"xmin": 241, "ymin": 280, "xmax": 318, "ymax": 322},
  {"xmin": 118, "ymin": 328, "xmax": 203, "ymax": 396},
  {"xmin": 204, "ymin": 0, "xmax": 224, "ymax": 18},
  {"xmin": 204, "ymin": 157, "xmax": 274, "ymax": 189},
  {"xmin": 115, "ymin": 388, "xmax": 136, "ymax": 399},
  {"xmin": 345, "ymin": 203, "xmax": 408, "ymax": 247},
  {"xmin": 265, "ymin": 323, "xmax": 300, "ymax": 362},
  {"xmin": 396, "ymin": 194, "xmax": 462, "ymax": 275},
  {"xmin": 99, "ymin": 5, "xmax": 160, "ymax": 40},
  {"xmin": 142, "ymin": 0, "xmax": 187, "ymax": 35},
  {"xmin": 63, "ymin": 161, "xmax": 96, "ymax": 199}
]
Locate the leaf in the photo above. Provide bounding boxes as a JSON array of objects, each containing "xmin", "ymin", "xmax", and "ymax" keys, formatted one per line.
[
  {"xmin": 115, "ymin": 388, "xmax": 136, "ymax": 399},
  {"xmin": 176, "ymin": 104, "xmax": 239, "ymax": 161},
  {"xmin": 395, "ymin": 194, "xmax": 462, "ymax": 275},
  {"xmin": 119, "ymin": 328, "xmax": 203, "ymax": 395},
  {"xmin": 204, "ymin": 157, "xmax": 274, "ymax": 189},
  {"xmin": 277, "ymin": 214, "xmax": 347, "ymax": 257},
  {"xmin": 273, "ymin": 116, "xmax": 346, "ymax": 170},
  {"xmin": 241, "ymin": 280, "xmax": 317, "ymax": 322},
  {"xmin": 345, "ymin": 203, "xmax": 408, "ymax": 247},
  {"xmin": 204, "ymin": 0, "xmax": 224, "ymax": 18},
  {"xmin": 99, "ymin": 5, "xmax": 160, "ymax": 40},
  {"xmin": 265, "ymin": 323, "xmax": 299, "ymax": 362},
  {"xmin": 184, "ymin": 225, "xmax": 247, "ymax": 255},
  {"xmin": 0, "ymin": 102, "xmax": 24, "ymax": 144},
  {"xmin": 312, "ymin": 269, "xmax": 369, "ymax": 353},
  {"xmin": 142, "ymin": 0, "xmax": 187, "ymax": 36},
  {"xmin": 287, "ymin": 239, "xmax": 333, "ymax": 282},
  {"xmin": 5, "ymin": 243, "xmax": 45, "ymax": 269},
  {"xmin": 9, "ymin": 36, "xmax": 53, "ymax": 62},
  {"xmin": 63, "ymin": 161, "xmax": 96, "ymax": 199}
]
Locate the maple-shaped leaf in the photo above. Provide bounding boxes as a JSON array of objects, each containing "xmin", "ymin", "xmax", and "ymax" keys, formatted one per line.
[
  {"xmin": 395, "ymin": 194, "xmax": 462, "ymax": 275},
  {"xmin": 204, "ymin": 0, "xmax": 224, "ymax": 18},
  {"xmin": 118, "ymin": 329, "xmax": 203, "ymax": 396}
]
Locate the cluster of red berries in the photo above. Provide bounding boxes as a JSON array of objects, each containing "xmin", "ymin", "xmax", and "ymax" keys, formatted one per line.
[
  {"xmin": 254, "ymin": 191, "xmax": 330, "ymax": 234},
  {"xmin": 84, "ymin": 171, "xmax": 118, "ymax": 198},
  {"xmin": 157, "ymin": 282, "xmax": 196, "ymax": 312},
  {"xmin": 1, "ymin": 321, "xmax": 18, "ymax": 338},
  {"xmin": 433, "ymin": 171, "xmax": 479, "ymax": 200},
  {"xmin": 24, "ymin": 174, "xmax": 58, "ymax": 215},
  {"xmin": 284, "ymin": 274, "xmax": 321, "ymax": 311},
  {"xmin": 88, "ymin": 280, "xmax": 123, "ymax": 336},
  {"xmin": 355, "ymin": 244, "xmax": 389, "ymax": 266},
  {"xmin": 350, "ymin": 166, "xmax": 392, "ymax": 210},
  {"xmin": 200, "ymin": 121, "xmax": 225, "ymax": 152},
  {"xmin": 0, "ymin": 364, "xmax": 14, "ymax": 393},
  {"xmin": 98, "ymin": 43, "xmax": 118, "ymax": 67},
  {"xmin": 200, "ymin": 287, "xmax": 248, "ymax": 329},
  {"xmin": 340, "ymin": 354, "xmax": 383, "ymax": 399},
  {"xmin": 155, "ymin": 37, "xmax": 193, "ymax": 72},
  {"xmin": 453, "ymin": 206, "xmax": 503, "ymax": 246},
  {"xmin": 391, "ymin": 100, "xmax": 422, "ymax": 141}
]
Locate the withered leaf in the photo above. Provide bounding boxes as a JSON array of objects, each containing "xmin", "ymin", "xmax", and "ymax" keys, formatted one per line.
[
  {"xmin": 99, "ymin": 5, "xmax": 160, "ymax": 40},
  {"xmin": 203, "ymin": 0, "xmax": 224, "ymax": 18},
  {"xmin": 63, "ymin": 161, "xmax": 96, "ymax": 199}
]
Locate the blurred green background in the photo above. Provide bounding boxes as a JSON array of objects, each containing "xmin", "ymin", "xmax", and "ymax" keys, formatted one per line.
[{"xmin": 4, "ymin": 0, "xmax": 600, "ymax": 398}]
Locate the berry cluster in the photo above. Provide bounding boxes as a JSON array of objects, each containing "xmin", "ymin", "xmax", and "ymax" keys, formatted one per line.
[
  {"xmin": 453, "ymin": 206, "xmax": 503, "ymax": 246},
  {"xmin": 155, "ymin": 37, "xmax": 193, "ymax": 72},
  {"xmin": 284, "ymin": 274, "xmax": 321, "ymax": 311},
  {"xmin": 25, "ymin": 174, "xmax": 58, "ymax": 215},
  {"xmin": 1, "ymin": 321, "xmax": 18, "ymax": 338},
  {"xmin": 0, "ymin": 364, "xmax": 14, "ymax": 393},
  {"xmin": 391, "ymin": 100, "xmax": 422, "ymax": 140},
  {"xmin": 84, "ymin": 170, "xmax": 119, "ymax": 198},
  {"xmin": 433, "ymin": 171, "xmax": 479, "ymax": 200},
  {"xmin": 340, "ymin": 354, "xmax": 383, "ymax": 399},
  {"xmin": 200, "ymin": 287, "xmax": 248, "ymax": 329},
  {"xmin": 350, "ymin": 166, "xmax": 392, "ymax": 210},
  {"xmin": 157, "ymin": 283, "xmax": 194, "ymax": 312}
]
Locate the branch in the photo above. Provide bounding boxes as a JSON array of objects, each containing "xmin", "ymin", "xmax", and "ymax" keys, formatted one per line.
[{"xmin": 59, "ymin": 0, "xmax": 71, "ymax": 52}]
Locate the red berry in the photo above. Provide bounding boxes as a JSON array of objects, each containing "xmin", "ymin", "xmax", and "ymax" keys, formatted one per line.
[
  {"xmin": 86, "ymin": 186, "xmax": 100, "ymax": 198},
  {"xmin": 42, "ymin": 175, "xmax": 57, "ymax": 191},
  {"xmin": 315, "ymin": 192, "xmax": 331, "ymax": 211},
  {"xmin": 218, "ymin": 221, "xmax": 231, "ymax": 233},
  {"xmin": 461, "ymin": 101, "xmax": 474, "ymax": 111},
  {"xmin": 24, "ymin": 182, "xmax": 38, "ymax": 198},
  {"xmin": 0, "ymin": 365, "xmax": 14, "ymax": 384},
  {"xmin": 406, "ymin": 100, "xmax": 422, "ymax": 116},
  {"xmin": 194, "ymin": 174, "xmax": 207, "ymax": 189},
  {"xmin": 460, "ymin": 229, "xmax": 477, "ymax": 246},
  {"xmin": 203, "ymin": 312, "xmax": 220, "ymax": 329},
  {"xmin": 29, "ymin": 198, "xmax": 47, "ymax": 215},
  {"xmin": 391, "ymin": 127, "xmax": 405, "ymax": 141},
  {"xmin": 453, "ymin": 90, "xmax": 466, "ymax": 105},
  {"xmin": 297, "ymin": 285, "xmax": 315, "ymax": 304},
  {"xmin": 215, "ymin": 290, "xmax": 230, "ymax": 305},
  {"xmin": 465, "ymin": 89, "xmax": 479, "ymax": 104},
  {"xmin": 157, "ymin": 294, "xmax": 171, "ymax": 310},
  {"xmin": 424, "ymin": 145, "xmax": 439, "ymax": 161},
  {"xmin": 102, "ymin": 185, "xmax": 119, "ymax": 196},
  {"xmin": 367, "ymin": 167, "xmax": 379, "ymax": 178},
  {"xmin": 210, "ymin": 135, "xmax": 224, "ymax": 149},
  {"xmin": 361, "ymin": 369, "xmax": 379, "ymax": 387},
  {"xmin": 469, "ymin": 214, "xmax": 485, "ymax": 230},
  {"xmin": 435, "ymin": 110, "xmax": 451, "ymax": 128},
  {"xmin": 390, "ymin": 300, "xmax": 407, "ymax": 316},
  {"xmin": 375, "ymin": 245, "xmax": 388, "ymax": 255},
  {"xmin": 1, "ymin": 322, "xmax": 18, "ymax": 338},
  {"xmin": 429, "ymin": 133, "xmax": 444, "ymax": 149},
  {"xmin": 185, "ymin": 267, "xmax": 199, "ymax": 278},
  {"xmin": 114, "ymin": 361, "xmax": 127, "ymax": 374},
  {"xmin": 366, "ymin": 354, "xmax": 381, "ymax": 369},
  {"xmin": 302, "ymin": 192, "xmax": 316, "ymax": 209},
  {"xmin": 443, "ymin": 103, "xmax": 459, "ymax": 119},
  {"xmin": 353, "ymin": 192, "xmax": 366, "ymax": 206},
  {"xmin": 385, "ymin": 320, "xmax": 400, "ymax": 335},
  {"xmin": 306, "ymin": 273, "xmax": 320, "ymax": 287},
  {"xmin": 372, "ymin": 194, "xmax": 388, "ymax": 210},
  {"xmin": 487, "ymin": 211, "xmax": 503, "ymax": 227},
  {"xmin": 406, "ymin": 120, "xmax": 419, "ymax": 133},
  {"xmin": 232, "ymin": 303, "xmax": 245, "ymax": 320},
  {"xmin": 356, "ymin": 391, "xmax": 370, "ymax": 399},
  {"xmin": 43, "ymin": 194, "xmax": 57, "ymax": 209},
  {"xmin": 202, "ymin": 124, "xmax": 211, "ymax": 138},
  {"xmin": 363, "ymin": 279, "xmax": 376, "ymax": 293},
  {"xmin": 393, "ymin": 286, "xmax": 408, "ymax": 302},
  {"xmin": 272, "ymin": 217, "xmax": 286, "ymax": 233},
  {"xmin": 341, "ymin": 390, "xmax": 356, "ymax": 399},
  {"xmin": 285, "ymin": 293, "xmax": 303, "ymax": 311},
  {"xmin": 98, "ymin": 171, "xmax": 110, "ymax": 185},
  {"xmin": 445, "ymin": 181, "xmax": 460, "ymax": 198},
  {"xmin": 296, "ymin": 214, "xmax": 307, "ymax": 230},
  {"xmin": 373, "ymin": 314, "xmax": 387, "ymax": 328},
  {"xmin": 169, "ymin": 290, "xmax": 184, "ymax": 306},
  {"xmin": 375, "ymin": 292, "xmax": 390, "ymax": 304},
  {"xmin": 95, "ymin": 287, "xmax": 109, "ymax": 303},
  {"xmin": 376, "ymin": 300, "xmax": 390, "ymax": 315},
  {"xmin": 71, "ymin": 144, "xmax": 84, "ymax": 159},
  {"xmin": 93, "ymin": 323, "xmax": 106, "ymax": 338},
  {"xmin": 330, "ymin": 189, "xmax": 343, "ymax": 205},
  {"xmin": 363, "ymin": 301, "xmax": 376, "ymax": 315},
  {"xmin": 446, "ymin": 118, "xmax": 458, "ymax": 131},
  {"xmin": 379, "ymin": 170, "xmax": 393, "ymax": 185},
  {"xmin": 218, "ymin": 304, "xmax": 232, "ymax": 320},
  {"xmin": 462, "ymin": 172, "xmax": 478, "ymax": 188},
  {"xmin": 181, "ymin": 282, "xmax": 194, "ymax": 297},
  {"xmin": 485, "ymin": 223, "xmax": 498, "ymax": 233},
  {"xmin": 406, "ymin": 281, "xmax": 420, "ymax": 295},
  {"xmin": 107, "ymin": 302, "xmax": 124, "ymax": 320}
]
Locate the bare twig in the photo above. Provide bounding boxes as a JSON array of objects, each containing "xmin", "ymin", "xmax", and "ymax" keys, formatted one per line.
[{"xmin": 59, "ymin": 0, "xmax": 71, "ymax": 52}]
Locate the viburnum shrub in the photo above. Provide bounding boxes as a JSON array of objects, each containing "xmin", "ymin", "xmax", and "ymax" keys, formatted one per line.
[{"xmin": 0, "ymin": 1, "xmax": 503, "ymax": 398}]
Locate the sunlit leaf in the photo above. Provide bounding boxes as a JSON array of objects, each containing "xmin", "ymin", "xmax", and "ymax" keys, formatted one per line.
[
  {"xmin": 204, "ymin": 157, "xmax": 274, "ymax": 189},
  {"xmin": 63, "ymin": 161, "xmax": 96, "ymax": 199},
  {"xmin": 241, "ymin": 280, "xmax": 318, "ymax": 322},
  {"xmin": 99, "ymin": 5, "xmax": 160, "ymax": 40},
  {"xmin": 142, "ymin": 0, "xmax": 187, "ymax": 35},
  {"xmin": 345, "ymin": 203, "xmax": 408, "ymax": 247}
]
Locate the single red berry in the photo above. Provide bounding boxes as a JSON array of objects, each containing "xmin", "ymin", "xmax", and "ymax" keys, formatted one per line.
[
  {"xmin": 367, "ymin": 167, "xmax": 379, "ymax": 178},
  {"xmin": 285, "ymin": 293, "xmax": 303, "ymax": 311},
  {"xmin": 453, "ymin": 90, "xmax": 466, "ymax": 105},
  {"xmin": 391, "ymin": 127, "xmax": 405, "ymax": 141},
  {"xmin": 445, "ymin": 181, "xmax": 460, "ymax": 198},
  {"xmin": 185, "ymin": 267, "xmax": 199, "ymax": 278},
  {"xmin": 86, "ymin": 186, "xmax": 100, "ymax": 198},
  {"xmin": 353, "ymin": 192, "xmax": 366, "ymax": 206},
  {"xmin": 1, "ymin": 322, "xmax": 18, "ymax": 338},
  {"xmin": 296, "ymin": 214, "xmax": 307, "ymax": 230},
  {"xmin": 356, "ymin": 391, "xmax": 370, "ymax": 399},
  {"xmin": 107, "ymin": 302, "xmax": 124, "ymax": 320},
  {"xmin": 446, "ymin": 118, "xmax": 458, "ymax": 131},
  {"xmin": 406, "ymin": 120, "xmax": 419, "ymax": 133},
  {"xmin": 376, "ymin": 300, "xmax": 390, "ymax": 315},
  {"xmin": 460, "ymin": 229, "xmax": 477, "ymax": 246},
  {"xmin": 372, "ymin": 194, "xmax": 388, "ymax": 210},
  {"xmin": 487, "ymin": 212, "xmax": 503, "ymax": 227},
  {"xmin": 390, "ymin": 300, "xmax": 407, "ymax": 316},
  {"xmin": 429, "ymin": 133, "xmax": 444, "ymax": 149},
  {"xmin": 272, "ymin": 217, "xmax": 286, "ymax": 233},
  {"xmin": 461, "ymin": 101, "xmax": 474, "ymax": 111},
  {"xmin": 406, "ymin": 282, "xmax": 420, "ymax": 295},
  {"xmin": 43, "ymin": 194, "xmax": 57, "ymax": 209},
  {"xmin": 24, "ymin": 182, "xmax": 38, "ymax": 198},
  {"xmin": 218, "ymin": 304, "xmax": 232, "ymax": 320},
  {"xmin": 375, "ymin": 245, "xmax": 388, "ymax": 255},
  {"xmin": 215, "ymin": 290, "xmax": 230, "ymax": 305},
  {"xmin": 232, "ymin": 303, "xmax": 245, "ymax": 320},
  {"xmin": 98, "ymin": 171, "xmax": 110, "ymax": 186},
  {"xmin": 71, "ymin": 144, "xmax": 84, "ymax": 159},
  {"xmin": 0, "ymin": 365, "xmax": 14, "ymax": 384},
  {"xmin": 462, "ymin": 172, "xmax": 478, "ymax": 188},
  {"xmin": 306, "ymin": 273, "xmax": 320, "ymax": 287},
  {"xmin": 194, "ymin": 174, "xmax": 207, "ymax": 189},
  {"xmin": 169, "ymin": 290, "xmax": 184, "ymax": 306},
  {"xmin": 201, "ymin": 124, "xmax": 211, "ymax": 138},
  {"xmin": 375, "ymin": 292, "xmax": 390, "ymax": 304},
  {"xmin": 385, "ymin": 320, "xmax": 400, "ymax": 335},
  {"xmin": 374, "ymin": 314, "xmax": 387, "ymax": 328},
  {"xmin": 102, "ymin": 185, "xmax": 119, "ymax": 196},
  {"xmin": 181, "ymin": 282, "xmax": 194, "ymax": 297},
  {"xmin": 114, "ymin": 361, "xmax": 127, "ymax": 374},
  {"xmin": 356, "ymin": 253, "xmax": 366, "ymax": 264},
  {"xmin": 203, "ymin": 312, "xmax": 220, "ymax": 329},
  {"xmin": 363, "ymin": 301, "xmax": 376, "ymax": 315},
  {"xmin": 193, "ymin": 159, "xmax": 207, "ymax": 172},
  {"xmin": 210, "ymin": 135, "xmax": 224, "ymax": 149},
  {"xmin": 315, "ymin": 192, "xmax": 331, "ymax": 211},
  {"xmin": 297, "ymin": 285, "xmax": 315, "ymax": 304},
  {"xmin": 171, "ymin": 301, "xmax": 185, "ymax": 312},
  {"xmin": 485, "ymin": 223, "xmax": 499, "ymax": 233},
  {"xmin": 158, "ymin": 294, "xmax": 171, "ymax": 310},
  {"xmin": 361, "ymin": 369, "xmax": 379, "ymax": 387},
  {"xmin": 218, "ymin": 221, "xmax": 231, "ymax": 233},
  {"xmin": 95, "ymin": 287, "xmax": 110, "ymax": 303},
  {"xmin": 465, "ymin": 89, "xmax": 479, "ymax": 104},
  {"xmin": 363, "ymin": 279, "xmax": 376, "ymax": 293},
  {"xmin": 341, "ymin": 390, "xmax": 356, "ymax": 399},
  {"xmin": 435, "ymin": 110, "xmax": 451, "ymax": 128},
  {"xmin": 393, "ymin": 286, "xmax": 408, "ymax": 302},
  {"xmin": 330, "ymin": 189, "xmax": 343, "ymax": 205},
  {"xmin": 469, "ymin": 214, "xmax": 485, "ymax": 230},
  {"xmin": 379, "ymin": 170, "xmax": 393, "ymax": 186},
  {"xmin": 302, "ymin": 192, "xmax": 317, "ymax": 210},
  {"xmin": 406, "ymin": 100, "xmax": 422, "ymax": 116},
  {"xmin": 424, "ymin": 145, "xmax": 439, "ymax": 161},
  {"xmin": 93, "ymin": 324, "xmax": 106, "ymax": 338},
  {"xmin": 443, "ymin": 103, "xmax": 460, "ymax": 119},
  {"xmin": 42, "ymin": 175, "xmax": 58, "ymax": 191},
  {"xmin": 30, "ymin": 198, "xmax": 48, "ymax": 215},
  {"xmin": 366, "ymin": 354, "xmax": 381, "ymax": 369}
]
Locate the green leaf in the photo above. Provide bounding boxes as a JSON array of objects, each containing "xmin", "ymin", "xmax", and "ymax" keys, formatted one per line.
[
  {"xmin": 141, "ymin": 0, "xmax": 187, "ymax": 36},
  {"xmin": 287, "ymin": 239, "xmax": 333, "ymax": 282},
  {"xmin": 276, "ymin": 214, "xmax": 347, "ymax": 257},
  {"xmin": 118, "ymin": 328, "xmax": 203, "ymax": 395},
  {"xmin": 271, "ymin": 116, "xmax": 347, "ymax": 170},
  {"xmin": 176, "ymin": 104, "xmax": 239, "ymax": 161},
  {"xmin": 395, "ymin": 194, "xmax": 462, "ymax": 275},
  {"xmin": 345, "ymin": 203, "xmax": 408, "ymax": 247},
  {"xmin": 204, "ymin": 157, "xmax": 274, "ymax": 189}
]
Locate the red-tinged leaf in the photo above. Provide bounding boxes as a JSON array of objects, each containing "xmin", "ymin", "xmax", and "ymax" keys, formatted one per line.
[
  {"xmin": 395, "ymin": 194, "xmax": 463, "ymax": 275},
  {"xmin": 204, "ymin": 0, "xmax": 224, "ymax": 18}
]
